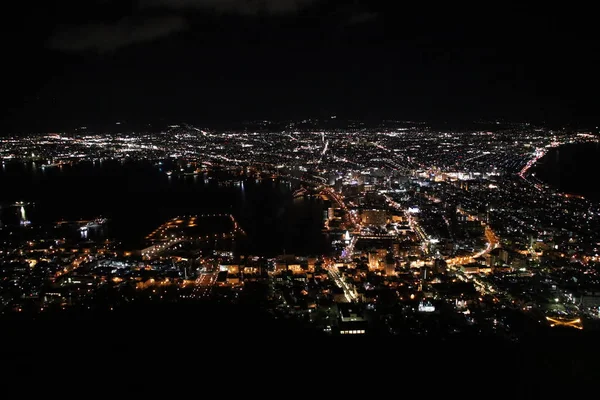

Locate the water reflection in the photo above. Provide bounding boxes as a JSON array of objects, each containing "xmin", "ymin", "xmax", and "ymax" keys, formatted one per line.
[{"xmin": 240, "ymin": 180, "xmax": 245, "ymax": 204}]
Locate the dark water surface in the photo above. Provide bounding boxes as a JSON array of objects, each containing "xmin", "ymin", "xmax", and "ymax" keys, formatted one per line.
[
  {"xmin": 0, "ymin": 160, "xmax": 329, "ymax": 255},
  {"xmin": 533, "ymin": 142, "xmax": 600, "ymax": 202}
]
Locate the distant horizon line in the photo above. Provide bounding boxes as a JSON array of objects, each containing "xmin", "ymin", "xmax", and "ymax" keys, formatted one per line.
[{"xmin": 1, "ymin": 116, "xmax": 598, "ymax": 135}]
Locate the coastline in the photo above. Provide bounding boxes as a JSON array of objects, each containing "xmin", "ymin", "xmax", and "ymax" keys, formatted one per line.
[{"xmin": 520, "ymin": 139, "xmax": 600, "ymax": 202}]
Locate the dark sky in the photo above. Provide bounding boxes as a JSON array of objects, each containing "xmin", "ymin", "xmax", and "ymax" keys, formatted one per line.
[{"xmin": 2, "ymin": 0, "xmax": 599, "ymax": 131}]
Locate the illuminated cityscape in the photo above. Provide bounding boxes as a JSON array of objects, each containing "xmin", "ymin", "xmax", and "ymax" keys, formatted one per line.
[
  {"xmin": 2, "ymin": 0, "xmax": 600, "ymax": 383},
  {"xmin": 1, "ymin": 120, "xmax": 599, "ymax": 340}
]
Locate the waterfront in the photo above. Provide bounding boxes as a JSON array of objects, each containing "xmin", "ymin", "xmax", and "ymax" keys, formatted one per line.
[
  {"xmin": 533, "ymin": 142, "xmax": 600, "ymax": 202},
  {"xmin": 0, "ymin": 160, "xmax": 330, "ymax": 256},
  {"xmin": 2, "ymin": 124, "xmax": 600, "ymax": 343}
]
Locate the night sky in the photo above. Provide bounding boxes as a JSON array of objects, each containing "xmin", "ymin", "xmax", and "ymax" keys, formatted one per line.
[{"xmin": 2, "ymin": 0, "xmax": 599, "ymax": 131}]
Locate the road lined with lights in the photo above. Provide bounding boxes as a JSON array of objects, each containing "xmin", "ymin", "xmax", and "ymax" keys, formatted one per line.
[
  {"xmin": 327, "ymin": 264, "xmax": 358, "ymax": 302},
  {"xmin": 191, "ymin": 272, "xmax": 217, "ymax": 299},
  {"xmin": 54, "ymin": 254, "xmax": 92, "ymax": 279}
]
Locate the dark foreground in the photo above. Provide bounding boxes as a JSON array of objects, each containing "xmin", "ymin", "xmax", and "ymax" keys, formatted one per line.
[{"xmin": 2, "ymin": 303, "xmax": 599, "ymax": 389}]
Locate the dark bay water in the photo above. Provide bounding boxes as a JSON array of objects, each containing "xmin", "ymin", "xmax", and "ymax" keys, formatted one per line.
[
  {"xmin": 533, "ymin": 142, "xmax": 600, "ymax": 202},
  {"xmin": 0, "ymin": 160, "xmax": 329, "ymax": 256}
]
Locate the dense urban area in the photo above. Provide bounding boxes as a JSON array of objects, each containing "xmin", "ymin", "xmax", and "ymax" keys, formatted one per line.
[{"xmin": 2, "ymin": 119, "xmax": 600, "ymax": 338}]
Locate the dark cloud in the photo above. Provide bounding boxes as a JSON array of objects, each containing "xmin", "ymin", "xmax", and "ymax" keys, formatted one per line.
[
  {"xmin": 345, "ymin": 11, "xmax": 378, "ymax": 26},
  {"xmin": 139, "ymin": 0, "xmax": 319, "ymax": 15},
  {"xmin": 46, "ymin": 0, "xmax": 321, "ymax": 53},
  {"xmin": 48, "ymin": 15, "xmax": 188, "ymax": 53}
]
